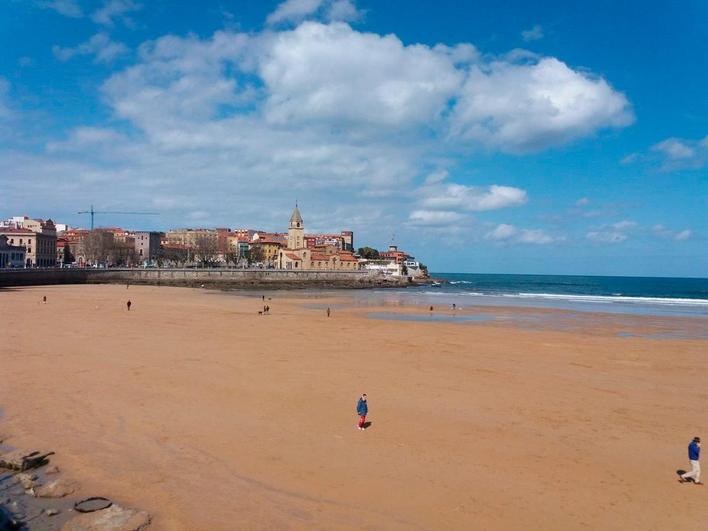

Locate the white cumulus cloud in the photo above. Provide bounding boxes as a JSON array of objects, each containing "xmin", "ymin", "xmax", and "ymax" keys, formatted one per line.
[
  {"xmin": 420, "ymin": 183, "xmax": 527, "ymax": 211},
  {"xmin": 450, "ymin": 57, "xmax": 634, "ymax": 153},
  {"xmin": 260, "ymin": 22, "xmax": 462, "ymax": 128}
]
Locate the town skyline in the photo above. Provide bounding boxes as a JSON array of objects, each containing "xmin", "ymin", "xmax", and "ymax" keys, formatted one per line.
[{"xmin": 2, "ymin": 1, "xmax": 706, "ymax": 277}]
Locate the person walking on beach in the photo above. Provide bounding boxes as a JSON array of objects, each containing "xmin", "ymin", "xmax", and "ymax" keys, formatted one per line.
[
  {"xmin": 327, "ymin": 307, "xmax": 331, "ymax": 318},
  {"xmin": 679, "ymin": 436, "xmax": 702, "ymax": 484},
  {"xmin": 126, "ymin": 300, "xmax": 132, "ymax": 311},
  {"xmin": 356, "ymin": 394, "xmax": 368, "ymax": 430}
]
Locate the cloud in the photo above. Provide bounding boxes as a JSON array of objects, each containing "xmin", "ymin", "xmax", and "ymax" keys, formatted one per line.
[
  {"xmin": 408, "ymin": 210, "xmax": 466, "ymax": 226},
  {"xmin": 91, "ymin": 0, "xmax": 141, "ymax": 27},
  {"xmin": 419, "ymin": 183, "xmax": 527, "ymax": 211},
  {"xmin": 585, "ymin": 220, "xmax": 637, "ymax": 243},
  {"xmin": 326, "ymin": 0, "xmax": 363, "ymax": 22},
  {"xmin": 260, "ymin": 22, "xmax": 462, "ymax": 128},
  {"xmin": 1, "ymin": 21, "xmax": 636, "ymax": 242},
  {"xmin": 486, "ymin": 223, "xmax": 559, "ymax": 244},
  {"xmin": 575, "ymin": 197, "xmax": 589, "ymax": 207},
  {"xmin": 53, "ymin": 33, "xmax": 129, "ymax": 63},
  {"xmin": 450, "ymin": 57, "xmax": 633, "ymax": 153},
  {"xmin": 521, "ymin": 25, "xmax": 543, "ymax": 42},
  {"xmin": 267, "ymin": 0, "xmax": 324, "ymax": 25},
  {"xmin": 652, "ymin": 224, "xmax": 691, "ymax": 241},
  {"xmin": 40, "ymin": 0, "xmax": 83, "ymax": 18},
  {"xmin": 651, "ymin": 136, "xmax": 707, "ymax": 171},
  {"xmin": 266, "ymin": 0, "xmax": 363, "ymax": 26},
  {"xmin": 653, "ymin": 138, "xmax": 695, "ymax": 160}
]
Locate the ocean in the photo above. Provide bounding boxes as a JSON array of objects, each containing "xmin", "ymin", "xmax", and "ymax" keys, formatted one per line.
[{"xmin": 356, "ymin": 273, "xmax": 708, "ymax": 318}]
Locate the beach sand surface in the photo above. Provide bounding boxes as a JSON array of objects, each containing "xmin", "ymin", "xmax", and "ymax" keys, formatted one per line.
[{"xmin": 1, "ymin": 285, "xmax": 707, "ymax": 530}]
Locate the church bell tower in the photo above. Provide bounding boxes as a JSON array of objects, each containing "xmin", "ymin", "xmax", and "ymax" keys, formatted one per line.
[{"xmin": 288, "ymin": 204, "xmax": 304, "ymax": 249}]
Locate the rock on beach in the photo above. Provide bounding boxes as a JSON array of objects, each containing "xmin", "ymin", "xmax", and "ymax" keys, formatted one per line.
[{"xmin": 61, "ymin": 504, "xmax": 151, "ymax": 531}]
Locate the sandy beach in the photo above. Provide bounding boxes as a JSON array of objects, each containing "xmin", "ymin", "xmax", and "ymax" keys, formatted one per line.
[{"xmin": 1, "ymin": 284, "xmax": 707, "ymax": 530}]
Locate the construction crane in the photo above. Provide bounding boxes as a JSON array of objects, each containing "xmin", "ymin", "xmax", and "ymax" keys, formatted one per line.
[{"xmin": 77, "ymin": 205, "xmax": 159, "ymax": 230}]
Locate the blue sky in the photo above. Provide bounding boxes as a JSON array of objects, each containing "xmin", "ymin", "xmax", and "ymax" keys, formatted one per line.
[{"xmin": 1, "ymin": 0, "xmax": 706, "ymax": 276}]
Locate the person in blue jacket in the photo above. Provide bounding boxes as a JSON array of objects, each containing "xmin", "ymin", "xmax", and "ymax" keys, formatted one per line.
[
  {"xmin": 679, "ymin": 436, "xmax": 702, "ymax": 484},
  {"xmin": 356, "ymin": 394, "xmax": 368, "ymax": 430}
]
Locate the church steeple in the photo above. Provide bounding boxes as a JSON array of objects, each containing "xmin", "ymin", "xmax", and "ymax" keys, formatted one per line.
[
  {"xmin": 287, "ymin": 203, "xmax": 304, "ymax": 249},
  {"xmin": 289, "ymin": 203, "xmax": 303, "ymax": 228}
]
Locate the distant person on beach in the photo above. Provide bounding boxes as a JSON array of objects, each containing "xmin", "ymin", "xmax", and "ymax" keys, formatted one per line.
[
  {"xmin": 327, "ymin": 307, "xmax": 331, "ymax": 318},
  {"xmin": 452, "ymin": 303, "xmax": 456, "ymax": 310},
  {"xmin": 356, "ymin": 394, "xmax": 368, "ymax": 430},
  {"xmin": 42, "ymin": 296, "xmax": 47, "ymax": 304},
  {"xmin": 429, "ymin": 305, "xmax": 434, "ymax": 312},
  {"xmin": 262, "ymin": 295, "xmax": 265, "ymax": 301},
  {"xmin": 679, "ymin": 437, "xmax": 702, "ymax": 484},
  {"xmin": 126, "ymin": 282, "xmax": 130, "ymax": 289},
  {"xmin": 127, "ymin": 300, "xmax": 132, "ymax": 311}
]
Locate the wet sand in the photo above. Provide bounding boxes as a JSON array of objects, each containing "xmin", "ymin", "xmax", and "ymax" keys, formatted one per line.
[{"xmin": 1, "ymin": 284, "xmax": 707, "ymax": 530}]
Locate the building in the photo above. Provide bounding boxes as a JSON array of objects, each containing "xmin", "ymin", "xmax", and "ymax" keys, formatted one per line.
[
  {"xmin": 0, "ymin": 235, "xmax": 26, "ymax": 268},
  {"xmin": 165, "ymin": 228, "xmax": 218, "ymax": 247},
  {"xmin": 61, "ymin": 229, "xmax": 90, "ymax": 265},
  {"xmin": 303, "ymin": 231, "xmax": 354, "ymax": 251},
  {"xmin": 0, "ymin": 218, "xmax": 57, "ymax": 267},
  {"xmin": 226, "ymin": 234, "xmax": 251, "ymax": 260},
  {"xmin": 134, "ymin": 231, "xmax": 162, "ymax": 263},
  {"xmin": 56, "ymin": 237, "xmax": 72, "ymax": 266},
  {"xmin": 379, "ymin": 245, "xmax": 410, "ymax": 264},
  {"xmin": 251, "ymin": 238, "xmax": 283, "ymax": 265},
  {"xmin": 277, "ymin": 206, "xmax": 360, "ymax": 270}
]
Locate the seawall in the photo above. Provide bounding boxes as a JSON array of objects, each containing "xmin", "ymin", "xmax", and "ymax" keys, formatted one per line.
[{"xmin": 0, "ymin": 268, "xmax": 411, "ymax": 289}]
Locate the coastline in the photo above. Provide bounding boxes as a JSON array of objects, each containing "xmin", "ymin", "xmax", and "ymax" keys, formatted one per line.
[
  {"xmin": 2, "ymin": 284, "xmax": 707, "ymax": 530},
  {"xmin": 0, "ymin": 268, "xmax": 422, "ymax": 290}
]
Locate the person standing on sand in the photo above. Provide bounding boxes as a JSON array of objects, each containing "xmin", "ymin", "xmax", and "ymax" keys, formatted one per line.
[
  {"xmin": 327, "ymin": 307, "xmax": 331, "ymax": 318},
  {"xmin": 356, "ymin": 394, "xmax": 368, "ymax": 430},
  {"xmin": 127, "ymin": 300, "xmax": 132, "ymax": 311},
  {"xmin": 679, "ymin": 437, "xmax": 702, "ymax": 484}
]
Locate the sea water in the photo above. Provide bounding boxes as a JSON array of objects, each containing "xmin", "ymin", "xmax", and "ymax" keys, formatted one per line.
[{"xmin": 355, "ymin": 273, "xmax": 708, "ymax": 318}]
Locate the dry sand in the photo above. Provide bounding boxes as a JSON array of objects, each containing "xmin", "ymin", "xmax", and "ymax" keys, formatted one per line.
[{"xmin": 1, "ymin": 284, "xmax": 707, "ymax": 530}]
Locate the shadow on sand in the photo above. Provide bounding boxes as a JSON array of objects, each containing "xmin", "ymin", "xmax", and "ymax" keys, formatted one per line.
[{"xmin": 676, "ymin": 469, "xmax": 695, "ymax": 483}]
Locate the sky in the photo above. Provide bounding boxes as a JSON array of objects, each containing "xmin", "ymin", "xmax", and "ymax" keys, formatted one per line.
[{"xmin": 1, "ymin": 0, "xmax": 706, "ymax": 276}]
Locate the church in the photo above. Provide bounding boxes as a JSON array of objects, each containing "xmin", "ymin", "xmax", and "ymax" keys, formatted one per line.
[{"xmin": 277, "ymin": 206, "xmax": 360, "ymax": 270}]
